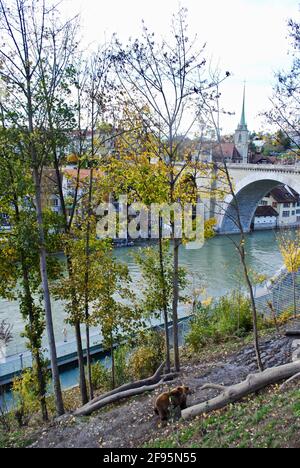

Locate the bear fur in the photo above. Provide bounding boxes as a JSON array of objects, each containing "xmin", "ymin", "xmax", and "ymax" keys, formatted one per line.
[{"xmin": 154, "ymin": 385, "xmax": 191, "ymax": 421}]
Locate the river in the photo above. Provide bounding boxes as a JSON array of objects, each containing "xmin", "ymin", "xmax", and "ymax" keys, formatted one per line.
[{"xmin": 0, "ymin": 230, "xmax": 283, "ymax": 358}]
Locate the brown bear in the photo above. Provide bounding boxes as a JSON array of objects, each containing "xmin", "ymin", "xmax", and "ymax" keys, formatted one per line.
[{"xmin": 154, "ymin": 385, "xmax": 191, "ymax": 421}]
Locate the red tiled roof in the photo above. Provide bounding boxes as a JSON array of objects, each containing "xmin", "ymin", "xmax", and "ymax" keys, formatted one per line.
[
  {"xmin": 63, "ymin": 168, "xmax": 104, "ymax": 181},
  {"xmin": 63, "ymin": 169, "xmax": 91, "ymax": 180},
  {"xmin": 212, "ymin": 143, "xmax": 242, "ymax": 161}
]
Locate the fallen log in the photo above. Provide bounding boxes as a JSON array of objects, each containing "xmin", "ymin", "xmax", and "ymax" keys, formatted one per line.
[
  {"xmin": 182, "ymin": 360, "xmax": 300, "ymax": 420},
  {"xmin": 280, "ymin": 372, "xmax": 300, "ymax": 391},
  {"xmin": 285, "ymin": 330, "xmax": 300, "ymax": 337},
  {"xmin": 78, "ymin": 362, "xmax": 166, "ymax": 413},
  {"xmin": 75, "ymin": 378, "xmax": 169, "ymax": 417}
]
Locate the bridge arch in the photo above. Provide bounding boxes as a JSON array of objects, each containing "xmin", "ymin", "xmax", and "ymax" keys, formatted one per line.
[{"xmin": 217, "ymin": 170, "xmax": 300, "ymax": 234}]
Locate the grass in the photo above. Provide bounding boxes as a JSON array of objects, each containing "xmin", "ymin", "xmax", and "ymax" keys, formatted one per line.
[
  {"xmin": 0, "ymin": 426, "xmax": 36, "ymax": 448},
  {"xmin": 144, "ymin": 386, "xmax": 300, "ymax": 449}
]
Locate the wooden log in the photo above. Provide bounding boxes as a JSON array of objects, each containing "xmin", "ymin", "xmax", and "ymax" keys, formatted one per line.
[
  {"xmin": 182, "ymin": 361, "xmax": 300, "ymax": 420},
  {"xmin": 280, "ymin": 372, "xmax": 300, "ymax": 391},
  {"xmin": 79, "ymin": 362, "xmax": 166, "ymax": 412},
  {"xmin": 285, "ymin": 330, "xmax": 300, "ymax": 337},
  {"xmin": 74, "ymin": 379, "xmax": 166, "ymax": 417}
]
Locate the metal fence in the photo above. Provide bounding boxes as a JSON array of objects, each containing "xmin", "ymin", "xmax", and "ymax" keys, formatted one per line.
[{"xmin": 255, "ymin": 267, "xmax": 300, "ymax": 315}]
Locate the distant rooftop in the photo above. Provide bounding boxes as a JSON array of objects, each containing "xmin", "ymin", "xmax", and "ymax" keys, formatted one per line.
[{"xmin": 255, "ymin": 206, "xmax": 279, "ymax": 218}]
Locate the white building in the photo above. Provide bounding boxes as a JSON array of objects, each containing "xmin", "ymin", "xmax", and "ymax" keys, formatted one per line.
[
  {"xmin": 253, "ymin": 205, "xmax": 279, "ymax": 230},
  {"xmin": 254, "ymin": 185, "xmax": 300, "ymax": 229}
]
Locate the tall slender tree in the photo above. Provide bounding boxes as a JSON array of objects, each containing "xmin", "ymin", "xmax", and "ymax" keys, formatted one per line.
[{"xmin": 0, "ymin": 0, "xmax": 65, "ymax": 414}]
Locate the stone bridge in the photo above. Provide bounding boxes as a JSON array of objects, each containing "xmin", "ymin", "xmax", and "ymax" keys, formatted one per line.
[{"xmin": 216, "ymin": 164, "xmax": 300, "ymax": 234}]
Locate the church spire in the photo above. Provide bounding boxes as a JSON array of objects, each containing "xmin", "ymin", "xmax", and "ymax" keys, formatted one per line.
[
  {"xmin": 234, "ymin": 82, "xmax": 249, "ymax": 163},
  {"xmin": 239, "ymin": 83, "xmax": 247, "ymax": 129}
]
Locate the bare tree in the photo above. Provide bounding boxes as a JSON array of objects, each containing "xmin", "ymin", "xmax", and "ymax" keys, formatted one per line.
[
  {"xmin": 196, "ymin": 76, "xmax": 263, "ymax": 371},
  {"xmin": 35, "ymin": 15, "xmax": 92, "ymax": 405},
  {"xmin": 112, "ymin": 8, "xmax": 226, "ymax": 371},
  {"xmin": 264, "ymin": 19, "xmax": 300, "ymax": 159},
  {"xmin": 82, "ymin": 48, "xmax": 113, "ymax": 400}
]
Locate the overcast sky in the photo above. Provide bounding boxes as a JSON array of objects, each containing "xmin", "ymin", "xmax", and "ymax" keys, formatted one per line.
[{"xmin": 61, "ymin": 0, "xmax": 299, "ymax": 134}]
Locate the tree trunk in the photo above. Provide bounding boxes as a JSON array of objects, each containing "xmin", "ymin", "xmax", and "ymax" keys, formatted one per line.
[
  {"xmin": 182, "ymin": 360, "xmax": 300, "ymax": 420},
  {"xmin": 26, "ymin": 64, "xmax": 64, "ymax": 415},
  {"xmin": 293, "ymin": 271, "xmax": 297, "ymax": 319},
  {"xmin": 13, "ymin": 195, "xmax": 49, "ymax": 421},
  {"xmin": 84, "ymin": 163, "xmax": 95, "ymax": 400},
  {"xmin": 33, "ymin": 166, "xmax": 65, "ymax": 416},
  {"xmin": 172, "ymin": 238, "xmax": 180, "ymax": 372},
  {"xmin": 34, "ymin": 350, "xmax": 49, "ymax": 422},
  {"xmin": 74, "ymin": 321, "xmax": 88, "ymax": 405},
  {"xmin": 111, "ymin": 342, "xmax": 116, "ymax": 390},
  {"xmin": 241, "ymin": 248, "xmax": 264, "ymax": 372},
  {"xmin": 222, "ymin": 162, "xmax": 263, "ymax": 373},
  {"xmin": 159, "ymin": 216, "xmax": 171, "ymax": 373},
  {"xmin": 85, "ymin": 322, "xmax": 93, "ymax": 400}
]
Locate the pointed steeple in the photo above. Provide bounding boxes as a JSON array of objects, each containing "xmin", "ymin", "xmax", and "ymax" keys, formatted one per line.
[
  {"xmin": 234, "ymin": 82, "xmax": 249, "ymax": 163},
  {"xmin": 239, "ymin": 83, "xmax": 247, "ymax": 129}
]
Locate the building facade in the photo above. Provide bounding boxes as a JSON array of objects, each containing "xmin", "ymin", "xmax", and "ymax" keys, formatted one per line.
[{"xmin": 254, "ymin": 185, "xmax": 300, "ymax": 229}]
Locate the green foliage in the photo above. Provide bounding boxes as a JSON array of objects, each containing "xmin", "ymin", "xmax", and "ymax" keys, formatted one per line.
[
  {"xmin": 134, "ymin": 242, "xmax": 188, "ymax": 319},
  {"xmin": 90, "ymin": 347, "xmax": 130, "ymax": 392},
  {"xmin": 114, "ymin": 346, "xmax": 130, "ymax": 388},
  {"xmin": 91, "ymin": 247, "xmax": 141, "ymax": 354},
  {"xmin": 128, "ymin": 331, "xmax": 165, "ymax": 380},
  {"xmin": 12, "ymin": 366, "xmax": 49, "ymax": 426},
  {"xmin": 186, "ymin": 292, "xmax": 256, "ymax": 352},
  {"xmin": 90, "ymin": 361, "xmax": 111, "ymax": 392}
]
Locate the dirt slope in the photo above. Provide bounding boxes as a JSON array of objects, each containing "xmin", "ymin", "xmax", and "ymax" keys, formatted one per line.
[{"xmin": 30, "ymin": 335, "xmax": 293, "ymax": 448}]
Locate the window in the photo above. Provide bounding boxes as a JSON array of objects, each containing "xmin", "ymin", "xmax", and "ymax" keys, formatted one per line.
[
  {"xmin": 296, "ymin": 210, "xmax": 300, "ymax": 215},
  {"xmin": 292, "ymin": 211, "xmax": 295, "ymax": 216},
  {"xmin": 282, "ymin": 211, "xmax": 290, "ymax": 218},
  {"xmin": 283, "ymin": 203, "xmax": 290, "ymax": 208},
  {"xmin": 51, "ymin": 198, "xmax": 59, "ymax": 207},
  {"xmin": 272, "ymin": 202, "xmax": 278, "ymax": 208},
  {"xmin": 259, "ymin": 200, "xmax": 268, "ymax": 206}
]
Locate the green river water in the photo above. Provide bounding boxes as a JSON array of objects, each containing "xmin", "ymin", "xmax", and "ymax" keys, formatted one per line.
[{"xmin": 0, "ymin": 230, "xmax": 283, "ymax": 357}]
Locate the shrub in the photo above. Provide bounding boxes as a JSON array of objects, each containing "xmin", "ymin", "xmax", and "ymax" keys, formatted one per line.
[
  {"xmin": 263, "ymin": 306, "xmax": 294, "ymax": 329},
  {"xmin": 12, "ymin": 367, "xmax": 48, "ymax": 426},
  {"xmin": 128, "ymin": 331, "xmax": 165, "ymax": 380},
  {"xmin": 90, "ymin": 361, "xmax": 111, "ymax": 392},
  {"xmin": 91, "ymin": 346, "xmax": 131, "ymax": 392},
  {"xmin": 114, "ymin": 346, "xmax": 130, "ymax": 388},
  {"xmin": 186, "ymin": 292, "xmax": 256, "ymax": 352}
]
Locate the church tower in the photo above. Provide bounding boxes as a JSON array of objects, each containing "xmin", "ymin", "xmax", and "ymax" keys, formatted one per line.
[{"xmin": 234, "ymin": 84, "xmax": 249, "ymax": 163}]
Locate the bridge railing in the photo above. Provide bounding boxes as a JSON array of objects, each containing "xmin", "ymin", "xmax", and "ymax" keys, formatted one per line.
[{"xmin": 227, "ymin": 163, "xmax": 300, "ymax": 173}]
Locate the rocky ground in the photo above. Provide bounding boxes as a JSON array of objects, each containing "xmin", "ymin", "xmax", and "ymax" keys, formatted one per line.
[{"xmin": 29, "ymin": 332, "xmax": 299, "ymax": 449}]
